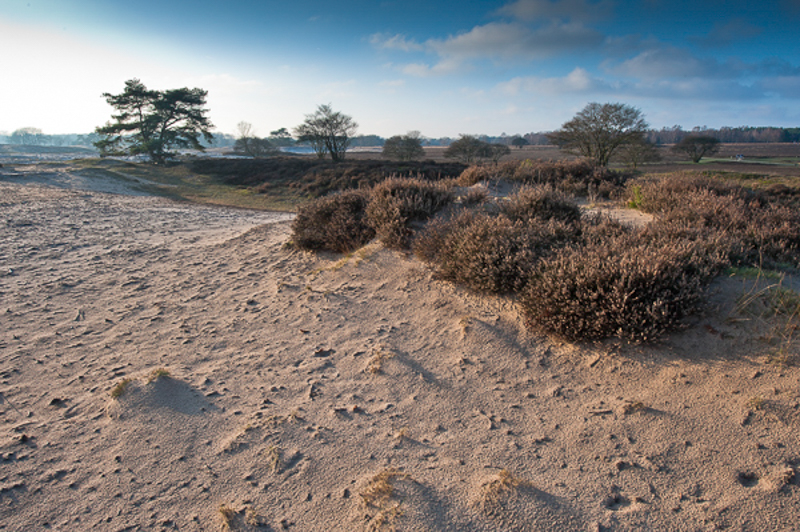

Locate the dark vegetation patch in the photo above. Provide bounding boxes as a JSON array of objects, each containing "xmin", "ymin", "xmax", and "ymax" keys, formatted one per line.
[
  {"xmin": 520, "ymin": 233, "xmax": 727, "ymax": 342},
  {"xmin": 414, "ymin": 211, "xmax": 578, "ymax": 294},
  {"xmin": 292, "ymin": 165, "xmax": 800, "ymax": 343},
  {"xmin": 366, "ymin": 178, "xmax": 454, "ymax": 249},
  {"xmin": 291, "ymin": 190, "xmax": 375, "ymax": 253},
  {"xmin": 457, "ymin": 159, "xmax": 632, "ymax": 198},
  {"xmin": 626, "ymin": 172, "xmax": 800, "ymax": 269},
  {"xmin": 291, "ymin": 178, "xmax": 453, "ymax": 252},
  {"xmin": 189, "ymin": 157, "xmax": 466, "ymax": 198}
]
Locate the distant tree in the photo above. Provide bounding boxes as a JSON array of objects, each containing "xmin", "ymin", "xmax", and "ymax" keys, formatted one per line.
[
  {"xmin": 615, "ymin": 139, "xmax": 661, "ymax": 170},
  {"xmin": 547, "ymin": 102, "xmax": 648, "ymax": 167},
  {"xmin": 349, "ymin": 134, "xmax": 385, "ymax": 147},
  {"xmin": 382, "ymin": 131, "xmax": 425, "ymax": 161},
  {"xmin": 94, "ymin": 79, "xmax": 213, "ymax": 164},
  {"xmin": 10, "ymin": 127, "xmax": 45, "ymax": 145},
  {"xmin": 486, "ymin": 143, "xmax": 511, "ymax": 164},
  {"xmin": 511, "ymin": 136, "xmax": 529, "ymax": 149},
  {"xmin": 444, "ymin": 135, "xmax": 490, "ymax": 164},
  {"xmin": 294, "ymin": 104, "xmax": 357, "ymax": 162},
  {"xmin": 233, "ymin": 121, "xmax": 277, "ymax": 158},
  {"xmin": 671, "ymin": 135, "xmax": 721, "ymax": 163},
  {"xmin": 268, "ymin": 127, "xmax": 294, "ymax": 147}
]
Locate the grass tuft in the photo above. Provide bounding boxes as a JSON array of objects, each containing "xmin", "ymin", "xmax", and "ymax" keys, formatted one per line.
[
  {"xmin": 110, "ymin": 378, "xmax": 132, "ymax": 399},
  {"xmin": 147, "ymin": 368, "xmax": 171, "ymax": 382}
]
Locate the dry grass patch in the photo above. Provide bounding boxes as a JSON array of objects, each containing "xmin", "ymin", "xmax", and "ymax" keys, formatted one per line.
[
  {"xmin": 266, "ymin": 445, "xmax": 282, "ymax": 474},
  {"xmin": 359, "ymin": 468, "xmax": 412, "ymax": 532},
  {"xmin": 110, "ymin": 378, "xmax": 132, "ymax": 399},
  {"xmin": 147, "ymin": 367, "xmax": 171, "ymax": 382},
  {"xmin": 366, "ymin": 345, "xmax": 396, "ymax": 375},
  {"xmin": 735, "ymin": 278, "xmax": 800, "ymax": 366},
  {"xmin": 218, "ymin": 503, "xmax": 269, "ymax": 531},
  {"xmin": 479, "ymin": 469, "xmax": 535, "ymax": 511}
]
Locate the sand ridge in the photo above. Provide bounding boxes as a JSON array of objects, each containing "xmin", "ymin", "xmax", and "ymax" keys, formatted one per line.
[{"xmin": 1, "ymin": 171, "xmax": 799, "ymax": 531}]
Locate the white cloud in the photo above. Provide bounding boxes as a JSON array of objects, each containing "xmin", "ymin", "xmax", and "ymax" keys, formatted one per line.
[
  {"xmin": 429, "ymin": 21, "xmax": 603, "ymax": 60},
  {"xmin": 608, "ymin": 47, "xmax": 725, "ymax": 79},
  {"xmin": 498, "ymin": 67, "xmax": 610, "ymax": 95},
  {"xmin": 369, "ymin": 33, "xmax": 424, "ymax": 52},
  {"xmin": 401, "ymin": 58, "xmax": 467, "ymax": 77}
]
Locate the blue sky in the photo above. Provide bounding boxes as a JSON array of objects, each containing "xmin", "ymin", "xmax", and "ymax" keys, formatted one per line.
[{"xmin": 1, "ymin": 0, "xmax": 798, "ymax": 138}]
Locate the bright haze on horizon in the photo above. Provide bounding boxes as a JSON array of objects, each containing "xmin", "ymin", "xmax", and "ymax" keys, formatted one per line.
[{"xmin": 1, "ymin": 0, "xmax": 798, "ymax": 139}]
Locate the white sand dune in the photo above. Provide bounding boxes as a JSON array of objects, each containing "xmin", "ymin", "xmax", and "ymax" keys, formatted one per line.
[{"xmin": 1, "ymin": 167, "xmax": 798, "ymax": 531}]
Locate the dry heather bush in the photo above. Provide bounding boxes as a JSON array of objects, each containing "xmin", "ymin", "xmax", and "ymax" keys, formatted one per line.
[
  {"xmin": 500, "ymin": 186, "xmax": 582, "ymax": 224},
  {"xmin": 520, "ymin": 233, "xmax": 727, "ymax": 342},
  {"xmin": 626, "ymin": 172, "xmax": 745, "ymax": 214},
  {"xmin": 458, "ymin": 159, "xmax": 629, "ymax": 197},
  {"xmin": 366, "ymin": 178, "xmax": 453, "ymax": 249},
  {"xmin": 191, "ymin": 157, "xmax": 466, "ymax": 198},
  {"xmin": 627, "ymin": 172, "xmax": 800, "ymax": 268},
  {"xmin": 456, "ymin": 162, "xmax": 518, "ymax": 186},
  {"xmin": 291, "ymin": 190, "xmax": 375, "ymax": 253},
  {"xmin": 461, "ymin": 187, "xmax": 489, "ymax": 206},
  {"xmin": 414, "ymin": 211, "xmax": 579, "ymax": 294}
]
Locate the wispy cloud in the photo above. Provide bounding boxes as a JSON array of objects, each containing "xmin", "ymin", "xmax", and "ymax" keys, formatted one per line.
[
  {"xmin": 428, "ymin": 21, "xmax": 603, "ymax": 60},
  {"xmin": 607, "ymin": 47, "xmax": 726, "ymax": 79},
  {"xmin": 496, "ymin": 0, "xmax": 613, "ymax": 22},
  {"xmin": 369, "ymin": 33, "xmax": 424, "ymax": 52},
  {"xmin": 498, "ymin": 67, "xmax": 614, "ymax": 95},
  {"xmin": 400, "ymin": 58, "xmax": 467, "ymax": 77},
  {"xmin": 759, "ymin": 75, "xmax": 800, "ymax": 98}
]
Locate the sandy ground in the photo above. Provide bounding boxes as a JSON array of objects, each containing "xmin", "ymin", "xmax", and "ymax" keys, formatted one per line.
[{"xmin": 1, "ymin": 165, "xmax": 799, "ymax": 531}]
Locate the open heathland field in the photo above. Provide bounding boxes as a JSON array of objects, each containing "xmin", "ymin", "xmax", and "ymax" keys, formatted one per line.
[{"xmin": 1, "ymin": 150, "xmax": 800, "ymax": 531}]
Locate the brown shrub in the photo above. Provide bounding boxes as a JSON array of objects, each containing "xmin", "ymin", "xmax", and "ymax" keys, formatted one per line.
[
  {"xmin": 291, "ymin": 190, "xmax": 375, "ymax": 253},
  {"xmin": 414, "ymin": 211, "xmax": 579, "ymax": 294},
  {"xmin": 500, "ymin": 186, "xmax": 582, "ymax": 224},
  {"xmin": 626, "ymin": 172, "xmax": 800, "ymax": 268},
  {"xmin": 189, "ymin": 157, "xmax": 466, "ymax": 198},
  {"xmin": 520, "ymin": 233, "xmax": 727, "ymax": 342},
  {"xmin": 625, "ymin": 172, "xmax": 748, "ymax": 215},
  {"xmin": 366, "ymin": 178, "xmax": 453, "ymax": 249},
  {"xmin": 457, "ymin": 159, "xmax": 630, "ymax": 198}
]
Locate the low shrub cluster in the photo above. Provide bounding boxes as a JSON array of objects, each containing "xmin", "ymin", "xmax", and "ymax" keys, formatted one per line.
[
  {"xmin": 292, "ymin": 178, "xmax": 452, "ymax": 252},
  {"xmin": 457, "ymin": 159, "xmax": 630, "ymax": 198},
  {"xmin": 294, "ymin": 168, "xmax": 797, "ymax": 344},
  {"xmin": 190, "ymin": 157, "xmax": 466, "ymax": 198},
  {"xmin": 499, "ymin": 186, "xmax": 582, "ymax": 224},
  {"xmin": 520, "ymin": 234, "xmax": 726, "ymax": 342},
  {"xmin": 625, "ymin": 172, "xmax": 800, "ymax": 268},
  {"xmin": 366, "ymin": 178, "xmax": 454, "ymax": 249},
  {"xmin": 291, "ymin": 190, "xmax": 375, "ymax": 253},
  {"xmin": 414, "ymin": 211, "xmax": 577, "ymax": 293}
]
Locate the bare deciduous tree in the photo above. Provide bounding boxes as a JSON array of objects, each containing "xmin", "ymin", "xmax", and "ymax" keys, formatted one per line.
[
  {"xmin": 547, "ymin": 102, "xmax": 648, "ymax": 167},
  {"xmin": 382, "ymin": 131, "xmax": 425, "ymax": 161},
  {"xmin": 671, "ymin": 135, "xmax": 721, "ymax": 163},
  {"xmin": 294, "ymin": 104, "xmax": 357, "ymax": 162}
]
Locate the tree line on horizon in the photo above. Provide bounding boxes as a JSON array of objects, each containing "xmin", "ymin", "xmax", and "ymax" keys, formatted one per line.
[
  {"xmin": 5, "ymin": 124, "xmax": 799, "ymax": 151},
  {"xmin": 4, "ymin": 78, "xmax": 798, "ymax": 164}
]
